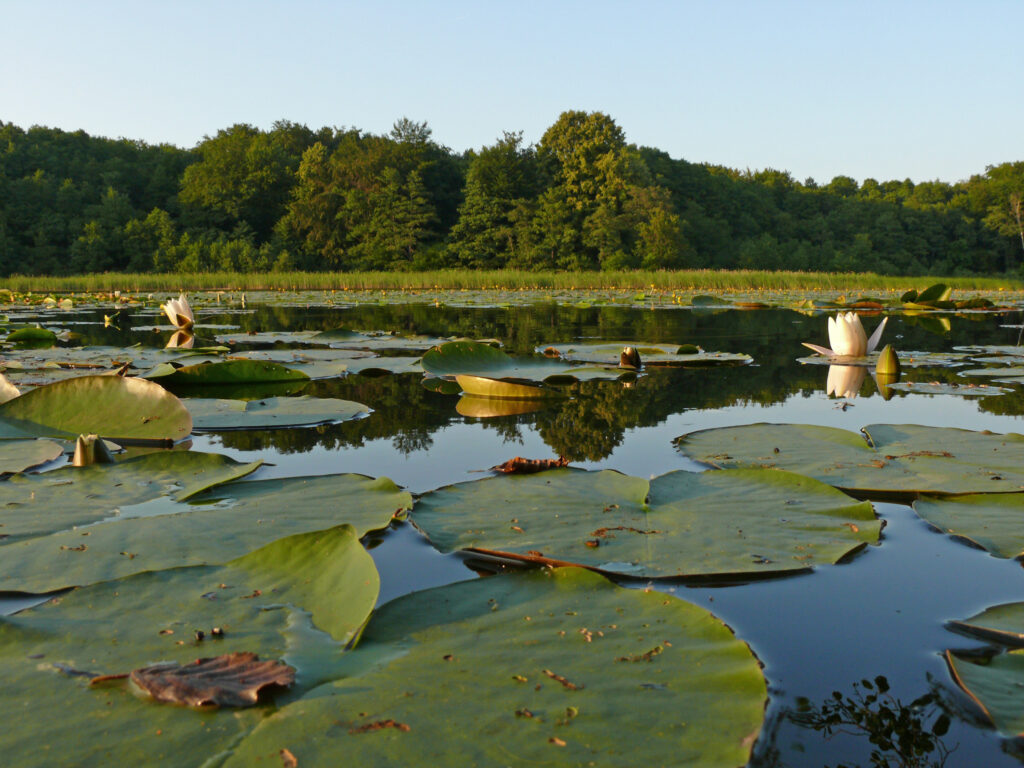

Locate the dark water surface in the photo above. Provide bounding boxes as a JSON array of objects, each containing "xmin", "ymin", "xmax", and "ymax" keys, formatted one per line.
[{"xmin": 7, "ymin": 299, "xmax": 1024, "ymax": 766}]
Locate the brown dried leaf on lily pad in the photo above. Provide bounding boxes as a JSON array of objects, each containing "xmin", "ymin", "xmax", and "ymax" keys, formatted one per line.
[
  {"xmin": 490, "ymin": 455, "xmax": 569, "ymax": 474},
  {"xmin": 130, "ymin": 652, "xmax": 295, "ymax": 707}
]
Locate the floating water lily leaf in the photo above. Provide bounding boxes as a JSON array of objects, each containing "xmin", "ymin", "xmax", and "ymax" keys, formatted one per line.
[
  {"xmin": 913, "ymin": 494, "xmax": 1024, "ymax": 559},
  {"xmin": 946, "ymin": 649, "xmax": 1024, "ymax": 737},
  {"xmin": 187, "ymin": 396, "xmax": 370, "ymax": 431},
  {"xmin": 411, "ymin": 467, "xmax": 877, "ymax": 578},
  {"xmin": 131, "ymin": 652, "xmax": 295, "ymax": 708},
  {"xmin": 960, "ymin": 366, "xmax": 1024, "ymax": 379},
  {"xmin": 5, "ymin": 326, "xmax": 57, "ymax": 345},
  {"xmin": 0, "ymin": 439, "xmax": 63, "ymax": 475},
  {"xmin": 143, "ymin": 359, "xmax": 310, "ymax": 386},
  {"xmin": 0, "ymin": 450, "xmax": 262, "ymax": 542},
  {"xmin": 0, "ymin": 375, "xmax": 192, "ymax": 443},
  {"xmin": 947, "ymin": 602, "xmax": 1024, "ymax": 646},
  {"xmin": 0, "ymin": 473, "xmax": 407, "ymax": 592},
  {"xmin": 676, "ymin": 423, "xmax": 1024, "ymax": 496},
  {"xmin": 222, "ymin": 568, "xmax": 767, "ymax": 768},
  {"xmin": 422, "ymin": 341, "xmax": 624, "ymax": 384},
  {"xmin": 797, "ymin": 350, "xmax": 970, "ymax": 368},
  {"xmin": 539, "ymin": 341, "xmax": 752, "ymax": 367},
  {"xmin": 887, "ymin": 381, "xmax": 1009, "ymax": 397},
  {"xmin": 0, "ymin": 525, "xmax": 377, "ymax": 765}
]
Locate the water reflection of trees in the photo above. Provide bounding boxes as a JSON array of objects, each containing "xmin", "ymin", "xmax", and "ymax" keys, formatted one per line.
[
  {"xmin": 779, "ymin": 676, "xmax": 957, "ymax": 768},
  {"xmin": 197, "ymin": 306, "xmax": 1021, "ymax": 460}
]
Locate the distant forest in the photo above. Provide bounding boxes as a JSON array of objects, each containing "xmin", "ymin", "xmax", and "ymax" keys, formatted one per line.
[{"xmin": 2, "ymin": 111, "xmax": 1023, "ymax": 277}]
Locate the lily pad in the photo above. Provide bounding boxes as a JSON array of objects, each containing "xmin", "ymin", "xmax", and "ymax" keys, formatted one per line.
[
  {"xmin": 422, "ymin": 341, "xmax": 626, "ymax": 384},
  {"xmin": 947, "ymin": 603, "xmax": 1024, "ymax": 647},
  {"xmin": 0, "ymin": 375, "xmax": 192, "ymax": 444},
  {"xmin": 0, "ymin": 473, "xmax": 408, "ymax": 592},
  {"xmin": 143, "ymin": 359, "xmax": 310, "ymax": 386},
  {"xmin": 678, "ymin": 423, "xmax": 1024, "ymax": 497},
  {"xmin": 946, "ymin": 649, "xmax": 1024, "ymax": 737},
  {"xmin": 0, "ymin": 525, "xmax": 377, "ymax": 765},
  {"xmin": 797, "ymin": 350, "xmax": 971, "ymax": 368},
  {"xmin": 913, "ymin": 494, "xmax": 1024, "ymax": 558},
  {"xmin": 0, "ymin": 439, "xmax": 63, "ymax": 475},
  {"xmin": 186, "ymin": 397, "xmax": 371, "ymax": 431},
  {"xmin": 887, "ymin": 381, "xmax": 1009, "ymax": 397},
  {"xmin": 0, "ymin": 450, "xmax": 262, "ymax": 542},
  {"xmin": 539, "ymin": 341, "xmax": 752, "ymax": 367},
  {"xmin": 411, "ymin": 467, "xmax": 877, "ymax": 578},
  {"xmin": 222, "ymin": 568, "xmax": 767, "ymax": 768}
]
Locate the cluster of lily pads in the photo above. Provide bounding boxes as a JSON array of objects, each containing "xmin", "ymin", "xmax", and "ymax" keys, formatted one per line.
[{"xmin": 6, "ymin": 288, "xmax": 1024, "ymax": 764}]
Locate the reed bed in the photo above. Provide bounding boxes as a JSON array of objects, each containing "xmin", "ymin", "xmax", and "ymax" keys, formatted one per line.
[{"xmin": 2, "ymin": 269, "xmax": 1020, "ymax": 294}]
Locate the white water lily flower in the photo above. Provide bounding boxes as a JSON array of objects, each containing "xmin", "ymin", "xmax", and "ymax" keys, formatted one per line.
[
  {"xmin": 161, "ymin": 293, "xmax": 194, "ymax": 330},
  {"xmin": 826, "ymin": 365, "xmax": 866, "ymax": 398},
  {"xmin": 802, "ymin": 312, "xmax": 887, "ymax": 358}
]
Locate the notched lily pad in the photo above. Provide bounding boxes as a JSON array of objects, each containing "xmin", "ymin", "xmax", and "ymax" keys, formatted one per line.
[
  {"xmin": 948, "ymin": 602, "xmax": 1024, "ymax": 647},
  {"xmin": 221, "ymin": 568, "xmax": 768, "ymax": 768},
  {"xmin": 186, "ymin": 396, "xmax": 371, "ymax": 431},
  {"xmin": 677, "ymin": 423, "xmax": 1024, "ymax": 497},
  {"xmin": 143, "ymin": 359, "xmax": 310, "ymax": 386},
  {"xmin": 411, "ymin": 467, "xmax": 877, "ymax": 579},
  {"xmin": 539, "ymin": 341, "xmax": 752, "ymax": 367},
  {"xmin": 131, "ymin": 652, "xmax": 295, "ymax": 708},
  {"xmin": 946, "ymin": 649, "xmax": 1024, "ymax": 737},
  {"xmin": 0, "ymin": 472, "xmax": 407, "ymax": 592},
  {"xmin": 913, "ymin": 494, "xmax": 1024, "ymax": 559},
  {"xmin": 0, "ymin": 375, "xmax": 192, "ymax": 444},
  {"xmin": 0, "ymin": 438, "xmax": 63, "ymax": 474},
  {"xmin": 422, "ymin": 341, "xmax": 626, "ymax": 384}
]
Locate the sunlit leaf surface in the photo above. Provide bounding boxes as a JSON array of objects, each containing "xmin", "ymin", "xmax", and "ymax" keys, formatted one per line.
[
  {"xmin": 0, "ymin": 526, "xmax": 377, "ymax": 766},
  {"xmin": 677, "ymin": 423, "xmax": 1024, "ymax": 496},
  {"xmin": 0, "ymin": 375, "xmax": 192, "ymax": 443},
  {"xmin": 411, "ymin": 467, "xmax": 878, "ymax": 578},
  {"xmin": 222, "ymin": 568, "xmax": 767, "ymax": 768},
  {"xmin": 0, "ymin": 472, "xmax": 407, "ymax": 592}
]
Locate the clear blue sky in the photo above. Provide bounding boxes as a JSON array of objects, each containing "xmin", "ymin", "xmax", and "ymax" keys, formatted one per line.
[{"xmin": 2, "ymin": 0, "xmax": 1020, "ymax": 185}]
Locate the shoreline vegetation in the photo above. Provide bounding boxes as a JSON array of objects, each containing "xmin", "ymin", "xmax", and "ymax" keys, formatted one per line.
[
  {"xmin": 3, "ymin": 112, "xmax": 1024, "ymax": 280},
  {"xmin": 4, "ymin": 269, "xmax": 1020, "ymax": 295}
]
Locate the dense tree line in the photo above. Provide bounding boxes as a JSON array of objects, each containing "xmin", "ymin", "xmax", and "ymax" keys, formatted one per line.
[{"xmin": 1, "ymin": 112, "xmax": 1022, "ymax": 276}]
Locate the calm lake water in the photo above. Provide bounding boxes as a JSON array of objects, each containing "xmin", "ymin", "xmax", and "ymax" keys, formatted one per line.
[{"xmin": 6, "ymin": 296, "xmax": 1024, "ymax": 767}]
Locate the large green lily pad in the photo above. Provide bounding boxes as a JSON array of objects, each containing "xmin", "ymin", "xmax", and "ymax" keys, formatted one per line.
[
  {"xmin": 913, "ymin": 494, "xmax": 1024, "ymax": 559},
  {"xmin": 0, "ymin": 473, "xmax": 408, "ymax": 592},
  {"xmin": 411, "ymin": 467, "xmax": 878, "ymax": 578},
  {"xmin": 143, "ymin": 359, "xmax": 310, "ymax": 386},
  {"xmin": 0, "ymin": 439, "xmax": 63, "ymax": 474},
  {"xmin": 186, "ymin": 396, "xmax": 371, "ymax": 431},
  {"xmin": 0, "ymin": 451, "xmax": 262, "ymax": 542},
  {"xmin": 222, "ymin": 567, "xmax": 767, "ymax": 768},
  {"xmin": 946, "ymin": 649, "xmax": 1024, "ymax": 737},
  {"xmin": 0, "ymin": 525, "xmax": 378, "ymax": 767},
  {"xmin": 0, "ymin": 375, "xmax": 192, "ymax": 443},
  {"xmin": 539, "ymin": 341, "xmax": 752, "ymax": 366},
  {"xmin": 422, "ymin": 341, "xmax": 625, "ymax": 384},
  {"xmin": 677, "ymin": 423, "xmax": 1024, "ymax": 496}
]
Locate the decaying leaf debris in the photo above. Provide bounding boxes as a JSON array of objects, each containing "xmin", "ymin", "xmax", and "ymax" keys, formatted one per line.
[
  {"xmin": 130, "ymin": 652, "xmax": 295, "ymax": 707},
  {"xmin": 490, "ymin": 456, "xmax": 569, "ymax": 474}
]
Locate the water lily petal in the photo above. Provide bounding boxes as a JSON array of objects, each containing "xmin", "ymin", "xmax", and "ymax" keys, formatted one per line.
[{"xmin": 865, "ymin": 316, "xmax": 888, "ymax": 354}]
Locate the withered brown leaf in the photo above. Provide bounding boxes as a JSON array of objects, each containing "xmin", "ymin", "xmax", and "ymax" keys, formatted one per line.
[{"xmin": 130, "ymin": 652, "xmax": 294, "ymax": 707}]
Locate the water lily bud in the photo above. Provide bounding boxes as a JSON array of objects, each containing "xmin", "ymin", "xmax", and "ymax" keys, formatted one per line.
[
  {"xmin": 73, "ymin": 434, "xmax": 115, "ymax": 467},
  {"xmin": 620, "ymin": 346, "xmax": 641, "ymax": 369},
  {"xmin": 874, "ymin": 371, "xmax": 900, "ymax": 401},
  {"xmin": 876, "ymin": 345, "xmax": 901, "ymax": 376}
]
